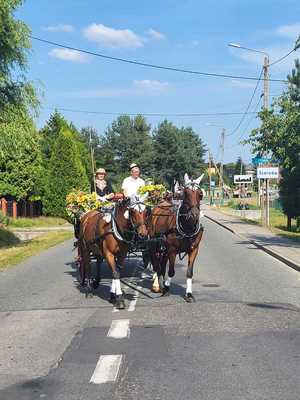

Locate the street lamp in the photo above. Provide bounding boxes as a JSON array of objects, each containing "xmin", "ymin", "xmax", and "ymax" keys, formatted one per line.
[{"xmin": 228, "ymin": 42, "xmax": 269, "ymax": 109}]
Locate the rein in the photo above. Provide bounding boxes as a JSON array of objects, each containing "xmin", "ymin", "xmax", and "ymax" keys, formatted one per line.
[{"xmin": 112, "ymin": 201, "xmax": 147, "ymax": 244}]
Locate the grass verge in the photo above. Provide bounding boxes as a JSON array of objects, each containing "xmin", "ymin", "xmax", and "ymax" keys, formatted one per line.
[
  {"xmin": 0, "ymin": 230, "xmax": 73, "ymax": 271},
  {"xmin": 0, "ymin": 227, "xmax": 21, "ymax": 248},
  {"xmin": 219, "ymin": 205, "xmax": 300, "ymax": 242},
  {"xmin": 7, "ymin": 217, "xmax": 70, "ymax": 229}
]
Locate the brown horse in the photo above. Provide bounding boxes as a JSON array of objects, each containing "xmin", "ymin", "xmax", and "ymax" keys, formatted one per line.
[
  {"xmin": 149, "ymin": 174, "xmax": 204, "ymax": 302},
  {"xmin": 78, "ymin": 198, "xmax": 148, "ymax": 309}
]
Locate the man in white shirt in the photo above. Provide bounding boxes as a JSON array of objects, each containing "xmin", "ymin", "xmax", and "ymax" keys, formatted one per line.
[{"xmin": 122, "ymin": 163, "xmax": 145, "ymax": 198}]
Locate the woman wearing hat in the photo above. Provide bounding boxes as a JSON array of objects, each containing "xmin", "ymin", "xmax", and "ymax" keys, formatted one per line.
[{"xmin": 93, "ymin": 168, "xmax": 114, "ymax": 200}]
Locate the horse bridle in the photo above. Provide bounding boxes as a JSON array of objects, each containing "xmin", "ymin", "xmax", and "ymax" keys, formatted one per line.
[
  {"xmin": 128, "ymin": 200, "xmax": 148, "ymax": 233},
  {"xmin": 176, "ymin": 183, "xmax": 202, "ymax": 237}
]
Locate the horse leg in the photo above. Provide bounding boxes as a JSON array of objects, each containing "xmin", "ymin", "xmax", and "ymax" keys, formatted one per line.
[
  {"xmin": 106, "ymin": 252, "xmax": 125, "ymax": 309},
  {"xmin": 85, "ymin": 253, "xmax": 93, "ymax": 295},
  {"xmin": 183, "ymin": 247, "xmax": 199, "ymax": 303},
  {"xmin": 150, "ymin": 246, "xmax": 161, "ymax": 293},
  {"xmin": 92, "ymin": 256, "xmax": 103, "ymax": 289},
  {"xmin": 162, "ymin": 251, "xmax": 176, "ymax": 296},
  {"xmin": 78, "ymin": 243, "xmax": 87, "ymax": 287}
]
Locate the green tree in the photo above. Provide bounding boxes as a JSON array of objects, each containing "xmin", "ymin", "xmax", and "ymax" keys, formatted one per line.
[
  {"xmin": 39, "ymin": 111, "xmax": 69, "ymax": 161},
  {"xmin": 0, "ymin": 106, "xmax": 42, "ymax": 200},
  {"xmin": 97, "ymin": 115, "xmax": 154, "ymax": 187},
  {"xmin": 234, "ymin": 156, "xmax": 246, "ymax": 175},
  {"xmin": 247, "ymin": 57, "xmax": 300, "ymax": 229},
  {"xmin": 43, "ymin": 129, "xmax": 89, "ymax": 217},
  {"xmin": 153, "ymin": 120, "xmax": 206, "ymax": 188},
  {"xmin": 223, "ymin": 162, "xmax": 236, "ymax": 185},
  {"xmin": 280, "ymin": 163, "xmax": 300, "ymax": 230},
  {"xmin": 0, "ymin": 0, "xmax": 38, "ymax": 112}
]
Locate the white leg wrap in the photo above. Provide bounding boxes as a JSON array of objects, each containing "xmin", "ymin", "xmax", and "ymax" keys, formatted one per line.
[
  {"xmin": 159, "ymin": 275, "xmax": 164, "ymax": 288},
  {"xmin": 110, "ymin": 279, "xmax": 116, "ymax": 294},
  {"xmin": 115, "ymin": 279, "xmax": 122, "ymax": 296},
  {"xmin": 164, "ymin": 277, "xmax": 172, "ymax": 287},
  {"xmin": 186, "ymin": 278, "xmax": 192, "ymax": 294},
  {"xmin": 153, "ymin": 272, "xmax": 159, "ymax": 288}
]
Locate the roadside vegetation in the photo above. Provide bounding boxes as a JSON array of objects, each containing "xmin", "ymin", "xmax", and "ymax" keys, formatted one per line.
[
  {"xmin": 0, "ymin": 230, "xmax": 73, "ymax": 271},
  {"xmin": 6, "ymin": 216, "xmax": 69, "ymax": 229},
  {"xmin": 219, "ymin": 198, "xmax": 300, "ymax": 242}
]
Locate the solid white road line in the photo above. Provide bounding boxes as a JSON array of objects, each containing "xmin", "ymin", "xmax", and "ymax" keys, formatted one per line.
[
  {"xmin": 107, "ymin": 319, "xmax": 130, "ymax": 339},
  {"xmin": 128, "ymin": 285, "xmax": 142, "ymax": 312},
  {"xmin": 90, "ymin": 354, "xmax": 123, "ymax": 384}
]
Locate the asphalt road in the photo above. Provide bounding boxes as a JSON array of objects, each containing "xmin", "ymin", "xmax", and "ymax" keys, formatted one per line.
[{"xmin": 1, "ymin": 218, "xmax": 300, "ymax": 400}]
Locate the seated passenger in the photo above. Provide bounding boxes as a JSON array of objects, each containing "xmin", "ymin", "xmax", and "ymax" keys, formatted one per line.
[
  {"xmin": 121, "ymin": 163, "xmax": 145, "ymax": 198},
  {"xmin": 93, "ymin": 168, "xmax": 114, "ymax": 200}
]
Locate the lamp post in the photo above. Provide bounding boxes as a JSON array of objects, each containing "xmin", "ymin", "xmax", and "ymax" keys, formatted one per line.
[{"xmin": 228, "ymin": 43, "xmax": 270, "ymax": 225}]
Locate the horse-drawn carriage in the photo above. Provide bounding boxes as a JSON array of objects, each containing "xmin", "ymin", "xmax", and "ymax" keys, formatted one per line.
[{"xmin": 67, "ymin": 175, "xmax": 204, "ymax": 309}]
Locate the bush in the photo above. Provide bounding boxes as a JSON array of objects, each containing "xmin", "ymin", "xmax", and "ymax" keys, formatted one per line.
[{"xmin": 0, "ymin": 211, "xmax": 10, "ymax": 226}]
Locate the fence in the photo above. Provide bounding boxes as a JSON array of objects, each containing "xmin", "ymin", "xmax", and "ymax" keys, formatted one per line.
[{"xmin": 0, "ymin": 198, "xmax": 43, "ymax": 218}]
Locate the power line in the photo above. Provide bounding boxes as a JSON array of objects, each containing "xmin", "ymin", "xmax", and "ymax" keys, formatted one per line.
[
  {"xmin": 45, "ymin": 106, "xmax": 259, "ymax": 117},
  {"xmin": 31, "ymin": 36, "xmax": 287, "ymax": 83},
  {"xmin": 226, "ymin": 67, "xmax": 263, "ymax": 137},
  {"xmin": 269, "ymin": 48, "xmax": 297, "ymax": 67},
  {"xmin": 226, "ymin": 95, "xmax": 263, "ymax": 149}
]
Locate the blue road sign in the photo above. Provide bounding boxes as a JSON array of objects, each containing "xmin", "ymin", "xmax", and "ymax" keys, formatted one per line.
[{"xmin": 252, "ymin": 157, "xmax": 271, "ymax": 165}]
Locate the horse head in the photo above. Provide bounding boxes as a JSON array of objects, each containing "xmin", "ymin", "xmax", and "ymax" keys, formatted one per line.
[
  {"xmin": 182, "ymin": 173, "xmax": 204, "ymax": 220},
  {"xmin": 125, "ymin": 195, "xmax": 148, "ymax": 238}
]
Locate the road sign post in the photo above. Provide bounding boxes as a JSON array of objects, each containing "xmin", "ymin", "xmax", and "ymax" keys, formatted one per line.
[{"xmin": 257, "ymin": 166, "xmax": 279, "ymax": 227}]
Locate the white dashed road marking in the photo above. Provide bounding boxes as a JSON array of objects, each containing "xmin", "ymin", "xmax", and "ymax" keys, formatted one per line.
[
  {"xmin": 107, "ymin": 319, "xmax": 130, "ymax": 339},
  {"xmin": 128, "ymin": 285, "xmax": 142, "ymax": 312},
  {"xmin": 90, "ymin": 354, "xmax": 123, "ymax": 384}
]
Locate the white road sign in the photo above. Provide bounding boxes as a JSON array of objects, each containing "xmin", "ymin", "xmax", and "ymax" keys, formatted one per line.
[
  {"xmin": 234, "ymin": 175, "xmax": 253, "ymax": 184},
  {"xmin": 257, "ymin": 167, "xmax": 279, "ymax": 179}
]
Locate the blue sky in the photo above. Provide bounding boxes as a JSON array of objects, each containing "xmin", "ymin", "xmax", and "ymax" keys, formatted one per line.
[{"xmin": 17, "ymin": 0, "xmax": 300, "ymax": 163}]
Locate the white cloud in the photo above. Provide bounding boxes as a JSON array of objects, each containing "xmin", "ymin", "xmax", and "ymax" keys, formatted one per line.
[
  {"xmin": 146, "ymin": 28, "xmax": 165, "ymax": 40},
  {"xmin": 44, "ymin": 24, "xmax": 74, "ymax": 32},
  {"xmin": 63, "ymin": 80, "xmax": 171, "ymax": 99},
  {"xmin": 49, "ymin": 48, "xmax": 90, "ymax": 63},
  {"xmin": 133, "ymin": 79, "xmax": 169, "ymax": 91},
  {"xmin": 191, "ymin": 40, "xmax": 200, "ymax": 47},
  {"xmin": 83, "ymin": 23, "xmax": 143, "ymax": 48},
  {"xmin": 276, "ymin": 23, "xmax": 300, "ymax": 39}
]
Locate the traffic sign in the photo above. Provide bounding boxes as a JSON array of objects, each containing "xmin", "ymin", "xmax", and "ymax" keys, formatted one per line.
[
  {"xmin": 252, "ymin": 156, "xmax": 271, "ymax": 165},
  {"xmin": 234, "ymin": 175, "xmax": 253, "ymax": 184},
  {"xmin": 257, "ymin": 166, "xmax": 279, "ymax": 179}
]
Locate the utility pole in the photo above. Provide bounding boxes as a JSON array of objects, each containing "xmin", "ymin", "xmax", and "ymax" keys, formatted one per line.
[
  {"xmin": 220, "ymin": 128, "xmax": 225, "ymax": 205},
  {"xmin": 208, "ymin": 151, "xmax": 212, "ymax": 205},
  {"xmin": 262, "ymin": 55, "xmax": 270, "ymax": 226},
  {"xmin": 89, "ymin": 131, "xmax": 96, "ymax": 193}
]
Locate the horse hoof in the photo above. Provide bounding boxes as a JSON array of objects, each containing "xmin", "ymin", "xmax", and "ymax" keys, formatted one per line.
[
  {"xmin": 184, "ymin": 293, "xmax": 195, "ymax": 303},
  {"xmin": 115, "ymin": 297, "xmax": 125, "ymax": 310},
  {"xmin": 92, "ymin": 279, "xmax": 100, "ymax": 289},
  {"xmin": 161, "ymin": 286, "xmax": 170, "ymax": 296},
  {"xmin": 109, "ymin": 293, "xmax": 116, "ymax": 304},
  {"xmin": 151, "ymin": 286, "xmax": 161, "ymax": 293}
]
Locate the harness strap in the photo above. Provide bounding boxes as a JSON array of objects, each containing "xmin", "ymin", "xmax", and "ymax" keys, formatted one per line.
[{"xmin": 112, "ymin": 206, "xmax": 132, "ymax": 244}]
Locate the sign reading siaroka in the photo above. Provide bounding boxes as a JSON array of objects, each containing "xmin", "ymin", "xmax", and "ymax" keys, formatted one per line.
[{"xmin": 257, "ymin": 167, "xmax": 279, "ymax": 179}]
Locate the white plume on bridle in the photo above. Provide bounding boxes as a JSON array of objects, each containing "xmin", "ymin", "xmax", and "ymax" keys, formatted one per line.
[
  {"xmin": 184, "ymin": 173, "xmax": 204, "ymax": 189},
  {"xmin": 124, "ymin": 194, "xmax": 147, "ymax": 219}
]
